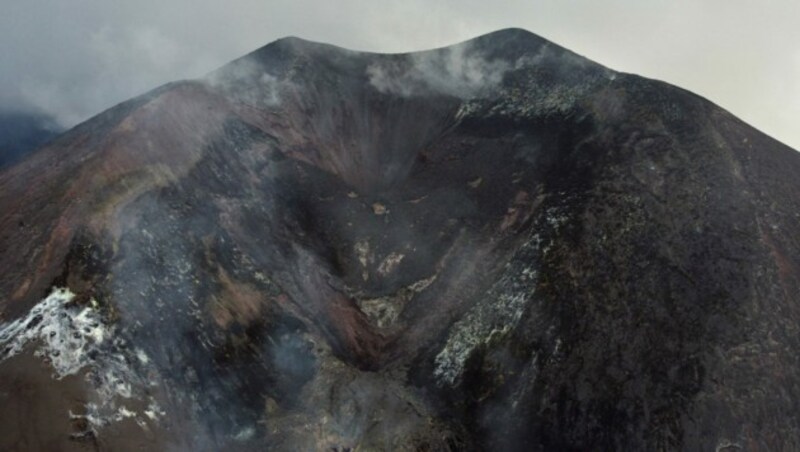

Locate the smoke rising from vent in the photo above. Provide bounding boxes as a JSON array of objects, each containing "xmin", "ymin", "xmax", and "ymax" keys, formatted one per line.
[
  {"xmin": 204, "ymin": 59, "xmax": 287, "ymax": 107},
  {"xmin": 367, "ymin": 43, "xmax": 511, "ymax": 98}
]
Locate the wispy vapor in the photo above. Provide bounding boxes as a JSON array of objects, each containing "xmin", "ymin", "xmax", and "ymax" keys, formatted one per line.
[
  {"xmin": 204, "ymin": 59, "xmax": 287, "ymax": 107},
  {"xmin": 367, "ymin": 43, "xmax": 511, "ymax": 98}
]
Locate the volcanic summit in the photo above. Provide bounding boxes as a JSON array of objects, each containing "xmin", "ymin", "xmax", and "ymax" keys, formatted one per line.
[{"xmin": 1, "ymin": 28, "xmax": 799, "ymax": 451}]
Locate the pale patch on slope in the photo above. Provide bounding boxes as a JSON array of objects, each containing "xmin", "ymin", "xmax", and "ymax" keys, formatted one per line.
[{"xmin": 0, "ymin": 287, "xmax": 163, "ymax": 433}]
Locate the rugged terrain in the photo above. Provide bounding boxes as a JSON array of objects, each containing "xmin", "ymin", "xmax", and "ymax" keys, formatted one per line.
[{"xmin": 1, "ymin": 28, "xmax": 799, "ymax": 451}]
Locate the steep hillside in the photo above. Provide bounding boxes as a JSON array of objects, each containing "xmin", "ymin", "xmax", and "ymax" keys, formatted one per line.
[{"xmin": 1, "ymin": 28, "xmax": 799, "ymax": 451}]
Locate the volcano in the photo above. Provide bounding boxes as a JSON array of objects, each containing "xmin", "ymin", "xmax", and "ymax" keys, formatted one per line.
[{"xmin": 1, "ymin": 28, "xmax": 799, "ymax": 451}]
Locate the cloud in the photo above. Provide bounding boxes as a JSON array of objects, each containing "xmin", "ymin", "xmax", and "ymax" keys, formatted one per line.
[{"xmin": 2, "ymin": 22, "xmax": 217, "ymax": 126}]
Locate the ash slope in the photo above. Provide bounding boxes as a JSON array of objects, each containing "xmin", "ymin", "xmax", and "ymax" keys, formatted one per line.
[{"xmin": 1, "ymin": 28, "xmax": 800, "ymax": 451}]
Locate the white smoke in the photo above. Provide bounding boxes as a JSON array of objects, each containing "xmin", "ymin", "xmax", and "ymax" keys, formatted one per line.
[
  {"xmin": 365, "ymin": 41, "xmax": 595, "ymax": 99},
  {"xmin": 367, "ymin": 42, "xmax": 512, "ymax": 98},
  {"xmin": 204, "ymin": 59, "xmax": 287, "ymax": 107}
]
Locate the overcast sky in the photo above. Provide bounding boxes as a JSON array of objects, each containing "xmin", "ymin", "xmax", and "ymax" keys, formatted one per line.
[{"xmin": 1, "ymin": 0, "xmax": 798, "ymax": 150}]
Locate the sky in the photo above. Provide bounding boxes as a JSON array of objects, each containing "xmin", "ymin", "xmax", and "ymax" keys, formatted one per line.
[{"xmin": 1, "ymin": 0, "xmax": 798, "ymax": 150}]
